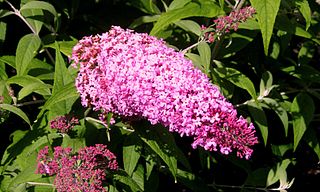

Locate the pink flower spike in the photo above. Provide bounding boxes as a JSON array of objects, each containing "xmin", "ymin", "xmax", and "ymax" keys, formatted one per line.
[{"xmin": 71, "ymin": 26, "xmax": 258, "ymax": 159}]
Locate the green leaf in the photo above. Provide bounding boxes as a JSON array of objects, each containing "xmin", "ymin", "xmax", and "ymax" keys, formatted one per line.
[
  {"xmin": 185, "ymin": 53, "xmax": 203, "ymax": 72},
  {"xmin": 20, "ymin": 1, "xmax": 57, "ymax": 18},
  {"xmin": 61, "ymin": 135, "xmax": 85, "ymax": 151},
  {"xmin": 250, "ymin": 0, "xmax": 281, "ymax": 55},
  {"xmin": 174, "ymin": 19, "xmax": 201, "ymax": 36},
  {"xmin": 0, "ymin": 104, "xmax": 31, "ymax": 128},
  {"xmin": 168, "ymin": 0, "xmax": 191, "ymax": 10},
  {"xmin": 304, "ymin": 128, "xmax": 320, "ymax": 160},
  {"xmin": 140, "ymin": 137, "xmax": 177, "ymax": 181},
  {"xmin": 18, "ymin": 82, "xmax": 51, "ymax": 100},
  {"xmin": 176, "ymin": 169, "xmax": 210, "ymax": 192},
  {"xmin": 36, "ymin": 82, "xmax": 79, "ymax": 120},
  {"xmin": 129, "ymin": 15, "xmax": 160, "ymax": 29},
  {"xmin": 295, "ymin": 0, "xmax": 311, "ymax": 30},
  {"xmin": 16, "ymin": 34, "xmax": 41, "ymax": 76},
  {"xmin": 150, "ymin": 0, "xmax": 221, "ymax": 37},
  {"xmin": 45, "ymin": 39, "xmax": 78, "ymax": 58},
  {"xmin": 214, "ymin": 67, "xmax": 257, "ymax": 99},
  {"xmin": 132, "ymin": 164, "xmax": 145, "ymax": 190},
  {"xmin": 266, "ymin": 159, "xmax": 291, "ymax": 187},
  {"xmin": 123, "ymin": 134, "xmax": 141, "ymax": 177},
  {"xmin": 247, "ymin": 101, "xmax": 268, "ymax": 146},
  {"xmin": 298, "ymin": 41, "xmax": 315, "ymax": 65},
  {"xmin": 49, "ymin": 42, "xmax": 75, "ymax": 116},
  {"xmin": 113, "ymin": 170, "xmax": 144, "ymax": 192},
  {"xmin": 20, "ymin": 8, "xmax": 44, "ymax": 35},
  {"xmin": 0, "ymin": 10, "xmax": 14, "ymax": 19},
  {"xmin": 197, "ymin": 41, "xmax": 211, "ymax": 75},
  {"xmin": 290, "ymin": 93, "xmax": 315, "ymax": 151},
  {"xmin": 6, "ymin": 75, "xmax": 51, "ymax": 99},
  {"xmin": 0, "ymin": 55, "xmax": 15, "ymax": 68},
  {"xmin": 262, "ymin": 98, "xmax": 289, "ymax": 137}
]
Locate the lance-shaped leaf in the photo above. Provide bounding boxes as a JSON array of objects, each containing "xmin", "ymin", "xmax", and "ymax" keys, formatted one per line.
[
  {"xmin": 214, "ymin": 67, "xmax": 257, "ymax": 99},
  {"xmin": 123, "ymin": 133, "xmax": 142, "ymax": 177},
  {"xmin": 295, "ymin": 0, "xmax": 311, "ymax": 30},
  {"xmin": 15, "ymin": 34, "xmax": 41, "ymax": 76},
  {"xmin": 250, "ymin": 0, "xmax": 281, "ymax": 55},
  {"xmin": 290, "ymin": 93, "xmax": 314, "ymax": 151},
  {"xmin": 0, "ymin": 104, "xmax": 31, "ymax": 128},
  {"xmin": 150, "ymin": 0, "xmax": 221, "ymax": 37}
]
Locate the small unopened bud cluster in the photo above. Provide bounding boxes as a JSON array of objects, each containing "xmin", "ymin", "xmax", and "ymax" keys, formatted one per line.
[
  {"xmin": 36, "ymin": 144, "xmax": 118, "ymax": 192},
  {"xmin": 202, "ymin": 6, "xmax": 256, "ymax": 43},
  {"xmin": 50, "ymin": 115, "xmax": 79, "ymax": 133}
]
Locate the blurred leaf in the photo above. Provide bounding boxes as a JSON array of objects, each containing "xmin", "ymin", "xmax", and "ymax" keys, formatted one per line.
[
  {"xmin": 281, "ymin": 65, "xmax": 320, "ymax": 83},
  {"xmin": 20, "ymin": 1, "xmax": 57, "ymax": 18},
  {"xmin": 127, "ymin": 0, "xmax": 160, "ymax": 14},
  {"xmin": 174, "ymin": 19, "xmax": 201, "ymax": 36},
  {"xmin": 132, "ymin": 164, "xmax": 144, "ymax": 190},
  {"xmin": 61, "ymin": 135, "xmax": 85, "ymax": 151},
  {"xmin": 295, "ymin": 0, "xmax": 311, "ymax": 30},
  {"xmin": 0, "ymin": 10, "xmax": 14, "ymax": 19},
  {"xmin": 250, "ymin": 0, "xmax": 281, "ymax": 55},
  {"xmin": 290, "ymin": 93, "xmax": 314, "ymax": 151},
  {"xmin": 185, "ymin": 53, "xmax": 203, "ymax": 72},
  {"xmin": 197, "ymin": 41, "xmax": 211, "ymax": 74},
  {"xmin": 176, "ymin": 169, "xmax": 210, "ymax": 192},
  {"xmin": 123, "ymin": 134, "xmax": 142, "ymax": 177},
  {"xmin": 259, "ymin": 71, "xmax": 273, "ymax": 97},
  {"xmin": 271, "ymin": 144, "xmax": 292, "ymax": 157},
  {"xmin": 262, "ymin": 98, "xmax": 289, "ymax": 137},
  {"xmin": 0, "ymin": 55, "xmax": 15, "ymax": 68},
  {"xmin": 298, "ymin": 41, "xmax": 315, "ymax": 65},
  {"xmin": 15, "ymin": 34, "xmax": 41, "ymax": 76},
  {"xmin": 129, "ymin": 15, "xmax": 160, "ymax": 29},
  {"xmin": 304, "ymin": 128, "xmax": 320, "ymax": 160},
  {"xmin": 150, "ymin": 0, "xmax": 221, "ymax": 37},
  {"xmin": 168, "ymin": 0, "xmax": 191, "ymax": 10},
  {"xmin": 248, "ymin": 101, "xmax": 268, "ymax": 145},
  {"xmin": 266, "ymin": 159, "xmax": 291, "ymax": 187},
  {"xmin": 214, "ymin": 67, "xmax": 257, "ymax": 99},
  {"xmin": 0, "ymin": 104, "xmax": 31, "ymax": 128}
]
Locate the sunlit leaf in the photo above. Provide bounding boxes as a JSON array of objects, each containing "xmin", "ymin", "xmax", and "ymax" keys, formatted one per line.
[
  {"xmin": 15, "ymin": 34, "xmax": 41, "ymax": 76},
  {"xmin": 150, "ymin": 0, "xmax": 221, "ymax": 37},
  {"xmin": 295, "ymin": 0, "xmax": 311, "ymax": 30},
  {"xmin": 250, "ymin": 0, "xmax": 281, "ymax": 55},
  {"xmin": 20, "ymin": 1, "xmax": 57, "ymax": 18},
  {"xmin": 174, "ymin": 19, "xmax": 201, "ymax": 36}
]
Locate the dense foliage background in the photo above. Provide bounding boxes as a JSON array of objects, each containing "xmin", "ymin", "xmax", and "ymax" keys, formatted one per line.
[{"xmin": 0, "ymin": 0, "xmax": 319, "ymax": 191}]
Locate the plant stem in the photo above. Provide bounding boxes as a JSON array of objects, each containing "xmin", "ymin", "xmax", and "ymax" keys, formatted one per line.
[
  {"xmin": 26, "ymin": 182, "xmax": 54, "ymax": 187},
  {"xmin": 5, "ymin": 0, "xmax": 55, "ymax": 64},
  {"xmin": 15, "ymin": 100, "xmax": 45, "ymax": 107}
]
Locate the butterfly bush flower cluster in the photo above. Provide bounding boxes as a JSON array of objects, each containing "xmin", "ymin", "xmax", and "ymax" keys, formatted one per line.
[
  {"xmin": 36, "ymin": 144, "xmax": 118, "ymax": 192},
  {"xmin": 71, "ymin": 26, "xmax": 258, "ymax": 159},
  {"xmin": 202, "ymin": 6, "xmax": 256, "ymax": 43},
  {"xmin": 50, "ymin": 115, "xmax": 79, "ymax": 133}
]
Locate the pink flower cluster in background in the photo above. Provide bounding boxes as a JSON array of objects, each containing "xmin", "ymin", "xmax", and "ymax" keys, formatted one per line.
[
  {"xmin": 50, "ymin": 115, "xmax": 79, "ymax": 133},
  {"xmin": 36, "ymin": 144, "xmax": 118, "ymax": 192},
  {"xmin": 71, "ymin": 26, "xmax": 258, "ymax": 159},
  {"xmin": 202, "ymin": 6, "xmax": 256, "ymax": 43}
]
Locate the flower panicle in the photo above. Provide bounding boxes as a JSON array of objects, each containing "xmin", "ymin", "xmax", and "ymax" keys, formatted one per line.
[
  {"xmin": 36, "ymin": 144, "xmax": 118, "ymax": 192},
  {"xmin": 71, "ymin": 26, "xmax": 258, "ymax": 159}
]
